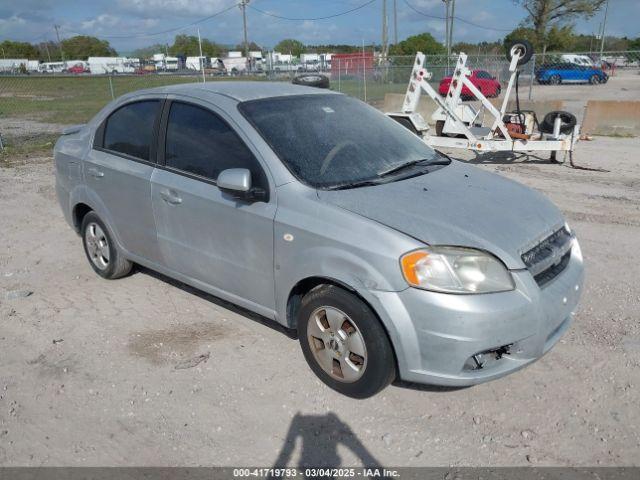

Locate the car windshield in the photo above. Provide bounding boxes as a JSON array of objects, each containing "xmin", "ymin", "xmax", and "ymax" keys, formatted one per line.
[{"xmin": 239, "ymin": 94, "xmax": 441, "ymax": 188}]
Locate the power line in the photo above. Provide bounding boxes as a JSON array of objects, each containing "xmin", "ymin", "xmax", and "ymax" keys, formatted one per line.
[
  {"xmin": 454, "ymin": 15, "xmax": 512, "ymax": 32},
  {"xmin": 403, "ymin": 0, "xmax": 512, "ymax": 32},
  {"xmin": 248, "ymin": 0, "xmax": 377, "ymax": 21}
]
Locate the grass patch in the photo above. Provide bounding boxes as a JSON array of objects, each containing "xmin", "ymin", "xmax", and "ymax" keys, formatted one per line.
[
  {"xmin": 0, "ymin": 133, "xmax": 58, "ymax": 165},
  {"xmin": 0, "ymin": 75, "xmax": 205, "ymax": 124},
  {"xmin": 0, "ymin": 74, "xmax": 423, "ymax": 125}
]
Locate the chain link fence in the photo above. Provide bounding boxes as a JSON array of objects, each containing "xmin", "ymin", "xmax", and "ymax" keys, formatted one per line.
[{"xmin": 0, "ymin": 51, "xmax": 639, "ymax": 128}]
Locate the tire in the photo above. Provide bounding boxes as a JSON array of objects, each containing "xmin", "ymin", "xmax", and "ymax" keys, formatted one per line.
[
  {"xmin": 494, "ymin": 85, "xmax": 501, "ymax": 97},
  {"xmin": 292, "ymin": 73, "xmax": 330, "ymax": 89},
  {"xmin": 506, "ymin": 39, "xmax": 534, "ymax": 66},
  {"xmin": 549, "ymin": 74, "xmax": 561, "ymax": 85},
  {"xmin": 589, "ymin": 74, "xmax": 601, "ymax": 85},
  {"xmin": 298, "ymin": 285, "xmax": 396, "ymax": 398},
  {"xmin": 81, "ymin": 212, "xmax": 132, "ymax": 280},
  {"xmin": 435, "ymin": 120, "xmax": 445, "ymax": 137},
  {"xmin": 540, "ymin": 110, "xmax": 577, "ymax": 135}
]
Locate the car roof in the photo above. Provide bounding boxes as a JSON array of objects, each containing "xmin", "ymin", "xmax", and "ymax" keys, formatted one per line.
[{"xmin": 129, "ymin": 81, "xmax": 340, "ymax": 102}]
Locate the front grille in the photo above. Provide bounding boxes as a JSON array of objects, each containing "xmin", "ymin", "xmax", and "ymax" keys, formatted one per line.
[{"xmin": 522, "ymin": 227, "xmax": 573, "ymax": 287}]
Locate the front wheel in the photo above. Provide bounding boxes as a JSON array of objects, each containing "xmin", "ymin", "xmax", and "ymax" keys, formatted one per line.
[
  {"xmin": 298, "ymin": 285, "xmax": 396, "ymax": 398},
  {"xmin": 589, "ymin": 74, "xmax": 601, "ymax": 85}
]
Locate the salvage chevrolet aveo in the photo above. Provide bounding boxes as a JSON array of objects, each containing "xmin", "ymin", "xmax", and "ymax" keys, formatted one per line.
[{"xmin": 55, "ymin": 82, "xmax": 584, "ymax": 398}]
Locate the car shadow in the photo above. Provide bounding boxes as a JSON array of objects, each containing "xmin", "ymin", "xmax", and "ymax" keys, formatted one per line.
[
  {"xmin": 463, "ymin": 150, "xmax": 559, "ymax": 165},
  {"xmin": 136, "ymin": 266, "xmax": 298, "ymax": 340},
  {"xmin": 270, "ymin": 412, "xmax": 381, "ymax": 472},
  {"xmin": 392, "ymin": 379, "xmax": 469, "ymax": 393}
]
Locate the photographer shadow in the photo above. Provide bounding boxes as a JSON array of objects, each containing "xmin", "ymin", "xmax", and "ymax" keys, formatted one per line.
[{"xmin": 271, "ymin": 412, "xmax": 381, "ymax": 473}]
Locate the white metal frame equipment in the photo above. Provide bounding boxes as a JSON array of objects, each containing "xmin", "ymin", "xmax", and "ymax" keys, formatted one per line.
[{"xmin": 388, "ymin": 48, "xmax": 581, "ymax": 156}]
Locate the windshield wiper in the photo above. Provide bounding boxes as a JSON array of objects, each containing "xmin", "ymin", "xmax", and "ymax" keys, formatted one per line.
[
  {"xmin": 377, "ymin": 157, "xmax": 450, "ymax": 177},
  {"xmin": 325, "ymin": 179, "xmax": 384, "ymax": 190}
]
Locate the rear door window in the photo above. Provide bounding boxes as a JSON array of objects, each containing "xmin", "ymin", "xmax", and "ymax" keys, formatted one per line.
[{"xmin": 103, "ymin": 100, "xmax": 160, "ymax": 161}]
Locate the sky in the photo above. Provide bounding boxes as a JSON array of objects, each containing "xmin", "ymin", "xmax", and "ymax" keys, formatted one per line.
[{"xmin": 0, "ymin": 0, "xmax": 638, "ymax": 53}]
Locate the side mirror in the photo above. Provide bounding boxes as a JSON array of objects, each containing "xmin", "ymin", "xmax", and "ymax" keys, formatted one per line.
[{"xmin": 217, "ymin": 168, "xmax": 266, "ymax": 202}]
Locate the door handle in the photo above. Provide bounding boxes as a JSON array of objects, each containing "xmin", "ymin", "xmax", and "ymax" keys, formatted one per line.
[
  {"xmin": 87, "ymin": 167, "xmax": 104, "ymax": 178},
  {"xmin": 159, "ymin": 189, "xmax": 182, "ymax": 205}
]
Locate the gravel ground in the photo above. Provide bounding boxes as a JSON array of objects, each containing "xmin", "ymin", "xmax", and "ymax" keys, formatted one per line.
[{"xmin": 0, "ymin": 134, "xmax": 639, "ymax": 467}]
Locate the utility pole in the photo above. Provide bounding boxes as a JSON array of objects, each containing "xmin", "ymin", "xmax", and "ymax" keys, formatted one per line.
[
  {"xmin": 240, "ymin": 0, "xmax": 250, "ymax": 61},
  {"xmin": 44, "ymin": 42, "xmax": 51, "ymax": 63},
  {"xmin": 599, "ymin": 0, "xmax": 609, "ymax": 61},
  {"xmin": 197, "ymin": 28, "xmax": 205, "ymax": 83},
  {"xmin": 393, "ymin": 0, "xmax": 398, "ymax": 45},
  {"xmin": 54, "ymin": 24, "xmax": 65, "ymax": 64},
  {"xmin": 442, "ymin": 1, "xmax": 450, "ymax": 56},
  {"xmin": 448, "ymin": 0, "xmax": 455, "ymax": 54},
  {"xmin": 381, "ymin": 0, "xmax": 388, "ymax": 58}
]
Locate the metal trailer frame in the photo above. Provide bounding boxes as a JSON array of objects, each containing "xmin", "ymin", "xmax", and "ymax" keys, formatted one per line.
[{"xmin": 390, "ymin": 51, "xmax": 580, "ymax": 155}]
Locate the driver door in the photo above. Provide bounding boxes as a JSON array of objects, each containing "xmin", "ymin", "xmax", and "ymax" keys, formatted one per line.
[{"xmin": 150, "ymin": 99, "xmax": 277, "ymax": 317}]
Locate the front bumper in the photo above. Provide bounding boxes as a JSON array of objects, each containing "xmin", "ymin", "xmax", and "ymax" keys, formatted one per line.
[{"xmin": 366, "ymin": 241, "xmax": 584, "ymax": 386}]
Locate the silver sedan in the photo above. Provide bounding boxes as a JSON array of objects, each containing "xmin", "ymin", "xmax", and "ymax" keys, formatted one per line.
[{"xmin": 54, "ymin": 82, "xmax": 584, "ymax": 398}]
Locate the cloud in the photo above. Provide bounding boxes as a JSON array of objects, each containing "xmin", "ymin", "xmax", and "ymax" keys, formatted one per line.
[{"xmin": 117, "ymin": 0, "xmax": 232, "ymax": 17}]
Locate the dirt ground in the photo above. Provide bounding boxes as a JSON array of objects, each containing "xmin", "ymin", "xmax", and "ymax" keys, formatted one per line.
[{"xmin": 1, "ymin": 132, "xmax": 639, "ymax": 467}]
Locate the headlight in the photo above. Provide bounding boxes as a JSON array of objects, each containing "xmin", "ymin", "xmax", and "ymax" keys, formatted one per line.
[{"xmin": 400, "ymin": 246, "xmax": 515, "ymax": 294}]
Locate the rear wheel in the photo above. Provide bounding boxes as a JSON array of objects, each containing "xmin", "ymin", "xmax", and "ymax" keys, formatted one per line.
[
  {"xmin": 298, "ymin": 285, "xmax": 396, "ymax": 398},
  {"xmin": 81, "ymin": 212, "xmax": 132, "ymax": 279},
  {"xmin": 549, "ymin": 74, "xmax": 561, "ymax": 85},
  {"xmin": 494, "ymin": 85, "xmax": 501, "ymax": 97}
]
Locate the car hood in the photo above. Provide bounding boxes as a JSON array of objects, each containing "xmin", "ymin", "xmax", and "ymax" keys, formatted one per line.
[{"xmin": 317, "ymin": 161, "xmax": 564, "ymax": 269}]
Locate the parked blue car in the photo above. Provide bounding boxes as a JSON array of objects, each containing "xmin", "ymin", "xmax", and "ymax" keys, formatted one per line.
[{"xmin": 536, "ymin": 63, "xmax": 608, "ymax": 85}]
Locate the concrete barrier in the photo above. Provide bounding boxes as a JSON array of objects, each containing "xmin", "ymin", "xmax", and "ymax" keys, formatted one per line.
[{"xmin": 582, "ymin": 100, "xmax": 640, "ymax": 137}]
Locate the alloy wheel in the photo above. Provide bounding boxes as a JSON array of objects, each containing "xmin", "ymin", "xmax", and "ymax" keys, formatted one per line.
[
  {"xmin": 307, "ymin": 306, "xmax": 367, "ymax": 383},
  {"xmin": 85, "ymin": 222, "xmax": 110, "ymax": 270}
]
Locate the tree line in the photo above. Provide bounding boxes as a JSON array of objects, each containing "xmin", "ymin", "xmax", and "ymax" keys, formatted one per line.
[{"xmin": 1, "ymin": 0, "xmax": 638, "ymax": 62}]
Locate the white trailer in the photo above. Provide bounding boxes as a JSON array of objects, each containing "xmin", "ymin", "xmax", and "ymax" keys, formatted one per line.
[
  {"xmin": 165, "ymin": 56, "xmax": 179, "ymax": 70},
  {"xmin": 387, "ymin": 44, "xmax": 582, "ymax": 164},
  {"xmin": 186, "ymin": 56, "xmax": 207, "ymax": 71},
  {"xmin": 88, "ymin": 57, "xmax": 135, "ymax": 74},
  {"xmin": 0, "ymin": 59, "xmax": 28, "ymax": 72},
  {"xmin": 221, "ymin": 56, "xmax": 247, "ymax": 74},
  {"xmin": 152, "ymin": 54, "xmax": 179, "ymax": 71}
]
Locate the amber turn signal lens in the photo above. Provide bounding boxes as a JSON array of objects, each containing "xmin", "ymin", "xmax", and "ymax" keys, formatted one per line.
[{"xmin": 401, "ymin": 251, "xmax": 429, "ymax": 286}]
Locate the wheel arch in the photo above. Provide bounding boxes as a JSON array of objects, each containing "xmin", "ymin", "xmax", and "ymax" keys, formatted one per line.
[
  {"xmin": 285, "ymin": 275, "xmax": 400, "ymax": 375},
  {"xmin": 286, "ymin": 276, "xmax": 356, "ymax": 330},
  {"xmin": 72, "ymin": 202, "xmax": 93, "ymax": 233}
]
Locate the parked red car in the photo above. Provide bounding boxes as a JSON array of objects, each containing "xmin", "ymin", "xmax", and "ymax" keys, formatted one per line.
[
  {"xmin": 439, "ymin": 69, "xmax": 501, "ymax": 98},
  {"xmin": 66, "ymin": 64, "xmax": 89, "ymax": 74}
]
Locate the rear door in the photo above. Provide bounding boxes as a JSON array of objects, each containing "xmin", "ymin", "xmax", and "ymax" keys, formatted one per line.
[
  {"xmin": 150, "ymin": 98, "xmax": 277, "ymax": 316},
  {"xmin": 85, "ymin": 97, "xmax": 164, "ymax": 263}
]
